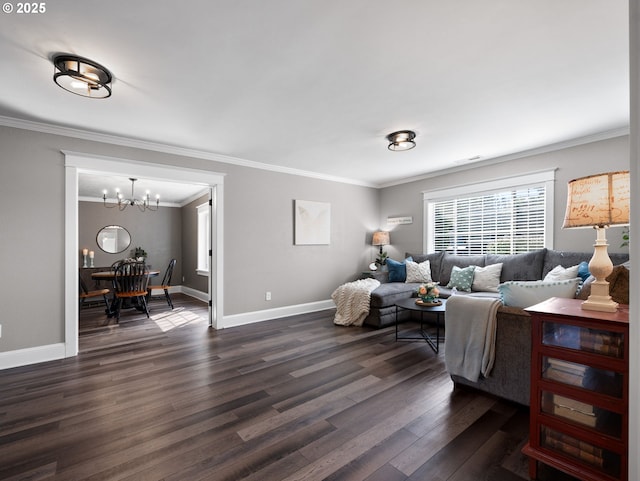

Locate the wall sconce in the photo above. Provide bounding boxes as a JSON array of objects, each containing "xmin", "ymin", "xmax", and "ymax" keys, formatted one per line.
[
  {"xmin": 53, "ymin": 54, "xmax": 113, "ymax": 98},
  {"xmin": 387, "ymin": 130, "xmax": 416, "ymax": 151},
  {"xmin": 562, "ymin": 171, "xmax": 630, "ymax": 312}
]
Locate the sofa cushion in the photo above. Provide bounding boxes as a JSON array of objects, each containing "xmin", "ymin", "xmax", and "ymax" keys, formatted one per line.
[
  {"xmin": 387, "ymin": 257, "xmax": 411, "ymax": 282},
  {"xmin": 472, "ymin": 263, "xmax": 503, "ymax": 292},
  {"xmin": 485, "ymin": 249, "xmax": 546, "ymax": 282},
  {"xmin": 369, "ymin": 282, "xmax": 420, "ymax": 308},
  {"xmin": 406, "ymin": 251, "xmax": 444, "ymax": 284},
  {"xmin": 446, "ymin": 265, "xmax": 476, "ymax": 292},
  {"xmin": 544, "ymin": 264, "xmax": 580, "ymax": 281},
  {"xmin": 498, "ymin": 278, "xmax": 581, "ymax": 308},
  {"xmin": 542, "ymin": 251, "xmax": 599, "ymax": 279},
  {"xmin": 405, "ymin": 259, "xmax": 432, "ymax": 283},
  {"xmin": 438, "ymin": 253, "xmax": 485, "ymax": 285},
  {"xmin": 577, "ymin": 265, "xmax": 629, "ymax": 304},
  {"xmin": 577, "ymin": 261, "xmax": 591, "ymax": 282}
]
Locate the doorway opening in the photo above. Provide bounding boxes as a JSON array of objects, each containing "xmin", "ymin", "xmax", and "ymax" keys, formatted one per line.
[{"xmin": 64, "ymin": 152, "xmax": 225, "ymax": 358}]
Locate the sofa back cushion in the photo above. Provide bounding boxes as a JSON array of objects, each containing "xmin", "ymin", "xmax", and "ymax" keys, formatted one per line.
[
  {"xmin": 438, "ymin": 253, "xmax": 485, "ymax": 286},
  {"xmin": 542, "ymin": 250, "xmax": 629, "ymax": 279},
  {"xmin": 486, "ymin": 248, "xmax": 546, "ymax": 282}
]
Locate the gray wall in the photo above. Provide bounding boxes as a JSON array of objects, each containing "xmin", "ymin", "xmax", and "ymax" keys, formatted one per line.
[
  {"xmin": 379, "ymin": 135, "xmax": 630, "ymax": 261},
  {"xmin": 0, "ymin": 124, "xmax": 379, "ymax": 353},
  {"xmin": 0, "ymin": 124, "xmax": 628, "ymax": 356},
  {"xmin": 79, "ymin": 201, "xmax": 182, "ymax": 283}
]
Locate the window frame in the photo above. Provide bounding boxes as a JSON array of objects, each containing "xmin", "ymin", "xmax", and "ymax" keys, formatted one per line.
[
  {"xmin": 196, "ymin": 201, "xmax": 210, "ymax": 276},
  {"xmin": 423, "ymin": 170, "xmax": 556, "ymax": 255}
]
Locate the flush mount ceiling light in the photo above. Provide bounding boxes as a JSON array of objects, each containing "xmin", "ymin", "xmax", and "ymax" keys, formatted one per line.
[
  {"xmin": 53, "ymin": 54, "xmax": 113, "ymax": 98},
  {"xmin": 386, "ymin": 130, "xmax": 416, "ymax": 151}
]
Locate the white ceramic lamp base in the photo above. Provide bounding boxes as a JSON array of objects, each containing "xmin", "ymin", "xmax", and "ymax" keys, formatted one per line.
[{"xmin": 582, "ymin": 226, "xmax": 618, "ymax": 313}]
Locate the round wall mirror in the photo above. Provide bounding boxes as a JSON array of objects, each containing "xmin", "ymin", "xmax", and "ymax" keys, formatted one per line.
[{"xmin": 96, "ymin": 225, "xmax": 131, "ymax": 254}]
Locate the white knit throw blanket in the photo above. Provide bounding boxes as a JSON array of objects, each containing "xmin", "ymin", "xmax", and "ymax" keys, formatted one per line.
[{"xmin": 332, "ymin": 278, "xmax": 380, "ymax": 326}]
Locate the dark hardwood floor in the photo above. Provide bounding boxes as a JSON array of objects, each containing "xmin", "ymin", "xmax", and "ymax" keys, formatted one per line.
[{"xmin": 0, "ymin": 294, "xmax": 577, "ymax": 480}]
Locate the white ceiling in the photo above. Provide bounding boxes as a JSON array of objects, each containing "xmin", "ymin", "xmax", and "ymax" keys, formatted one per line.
[{"xmin": 0, "ymin": 0, "xmax": 630, "ymax": 192}]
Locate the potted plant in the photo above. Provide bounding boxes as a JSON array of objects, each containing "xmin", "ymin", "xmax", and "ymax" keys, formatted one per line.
[
  {"xmin": 133, "ymin": 246, "xmax": 147, "ymax": 261},
  {"xmin": 621, "ymin": 227, "xmax": 629, "ymax": 247}
]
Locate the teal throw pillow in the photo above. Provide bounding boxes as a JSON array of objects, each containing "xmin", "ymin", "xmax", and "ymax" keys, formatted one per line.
[
  {"xmin": 446, "ymin": 265, "xmax": 476, "ymax": 292},
  {"xmin": 387, "ymin": 257, "xmax": 412, "ymax": 282}
]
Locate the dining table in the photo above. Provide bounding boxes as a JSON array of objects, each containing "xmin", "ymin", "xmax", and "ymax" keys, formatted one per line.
[
  {"xmin": 91, "ymin": 269, "xmax": 160, "ymax": 281},
  {"xmin": 91, "ymin": 269, "xmax": 160, "ymax": 317}
]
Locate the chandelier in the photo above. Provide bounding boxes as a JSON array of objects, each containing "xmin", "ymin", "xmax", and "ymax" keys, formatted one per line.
[{"xmin": 103, "ymin": 178, "xmax": 160, "ymax": 212}]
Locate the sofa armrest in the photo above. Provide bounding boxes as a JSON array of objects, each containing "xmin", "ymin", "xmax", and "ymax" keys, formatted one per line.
[{"xmin": 452, "ymin": 305, "xmax": 532, "ymax": 405}]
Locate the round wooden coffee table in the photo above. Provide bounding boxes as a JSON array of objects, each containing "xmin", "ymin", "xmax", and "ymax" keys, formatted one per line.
[{"xmin": 394, "ymin": 297, "xmax": 447, "ymax": 353}]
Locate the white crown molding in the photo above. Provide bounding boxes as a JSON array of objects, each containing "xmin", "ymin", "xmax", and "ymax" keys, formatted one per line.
[
  {"xmin": 379, "ymin": 127, "xmax": 630, "ymax": 188},
  {"xmin": 0, "ymin": 115, "xmax": 628, "ymax": 190},
  {"xmin": 179, "ymin": 189, "xmax": 211, "ymax": 207},
  {"xmin": 0, "ymin": 115, "xmax": 375, "ymax": 188}
]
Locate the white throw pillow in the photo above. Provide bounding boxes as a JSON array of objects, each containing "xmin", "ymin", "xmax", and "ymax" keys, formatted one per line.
[
  {"xmin": 544, "ymin": 264, "xmax": 580, "ymax": 281},
  {"xmin": 498, "ymin": 278, "xmax": 582, "ymax": 308},
  {"xmin": 405, "ymin": 259, "xmax": 432, "ymax": 283},
  {"xmin": 472, "ymin": 263, "xmax": 503, "ymax": 292}
]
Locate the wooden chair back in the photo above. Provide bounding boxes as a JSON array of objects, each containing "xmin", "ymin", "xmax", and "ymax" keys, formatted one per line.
[{"xmin": 114, "ymin": 260, "xmax": 149, "ymax": 298}]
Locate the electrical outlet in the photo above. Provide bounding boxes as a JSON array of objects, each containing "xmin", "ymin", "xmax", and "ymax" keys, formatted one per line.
[{"xmin": 265, "ymin": 291, "xmax": 272, "ymax": 301}]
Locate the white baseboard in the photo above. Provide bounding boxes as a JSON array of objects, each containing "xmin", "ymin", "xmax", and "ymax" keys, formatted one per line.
[
  {"xmin": 0, "ymin": 343, "xmax": 66, "ymax": 370},
  {"xmin": 177, "ymin": 285, "xmax": 208, "ymax": 302},
  {"xmin": 222, "ymin": 299, "xmax": 335, "ymax": 328},
  {"xmin": 0, "ymin": 291, "xmax": 335, "ymax": 370}
]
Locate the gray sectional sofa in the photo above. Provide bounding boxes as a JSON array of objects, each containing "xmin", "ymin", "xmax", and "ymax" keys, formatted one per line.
[{"xmin": 363, "ymin": 248, "xmax": 629, "ymax": 405}]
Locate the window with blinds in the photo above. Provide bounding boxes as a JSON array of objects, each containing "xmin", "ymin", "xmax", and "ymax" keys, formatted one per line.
[{"xmin": 425, "ymin": 176, "xmax": 552, "ymax": 255}]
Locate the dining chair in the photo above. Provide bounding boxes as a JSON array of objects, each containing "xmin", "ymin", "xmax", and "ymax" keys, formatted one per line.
[
  {"xmin": 79, "ymin": 275, "xmax": 111, "ymax": 311},
  {"xmin": 112, "ymin": 260, "xmax": 150, "ymax": 322},
  {"xmin": 147, "ymin": 259, "xmax": 177, "ymax": 309},
  {"xmin": 110, "ymin": 259, "xmax": 126, "ymax": 270}
]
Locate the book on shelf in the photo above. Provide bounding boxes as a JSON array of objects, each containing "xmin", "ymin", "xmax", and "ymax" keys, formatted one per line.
[
  {"xmin": 547, "ymin": 358, "xmax": 587, "ymax": 374},
  {"xmin": 545, "ymin": 358, "xmax": 586, "ymax": 387},
  {"xmin": 552, "ymin": 394, "xmax": 597, "ymax": 427},
  {"xmin": 580, "ymin": 330, "xmax": 624, "ymax": 357},
  {"xmin": 545, "ymin": 367, "xmax": 584, "ymax": 387},
  {"xmin": 544, "ymin": 428, "xmax": 604, "ymax": 468}
]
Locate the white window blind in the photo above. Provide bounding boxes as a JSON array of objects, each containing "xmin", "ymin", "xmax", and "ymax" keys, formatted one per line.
[{"xmin": 424, "ymin": 171, "xmax": 554, "ymax": 255}]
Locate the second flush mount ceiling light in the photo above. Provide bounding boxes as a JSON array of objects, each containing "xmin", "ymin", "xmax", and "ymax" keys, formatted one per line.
[{"xmin": 386, "ymin": 130, "xmax": 416, "ymax": 151}]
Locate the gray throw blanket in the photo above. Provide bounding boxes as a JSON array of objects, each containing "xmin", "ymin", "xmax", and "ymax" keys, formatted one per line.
[
  {"xmin": 332, "ymin": 278, "xmax": 380, "ymax": 326},
  {"xmin": 444, "ymin": 296, "xmax": 502, "ymax": 382}
]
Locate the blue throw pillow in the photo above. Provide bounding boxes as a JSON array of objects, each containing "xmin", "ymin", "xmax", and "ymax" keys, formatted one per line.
[
  {"xmin": 577, "ymin": 261, "xmax": 591, "ymax": 282},
  {"xmin": 387, "ymin": 257, "xmax": 412, "ymax": 282}
]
